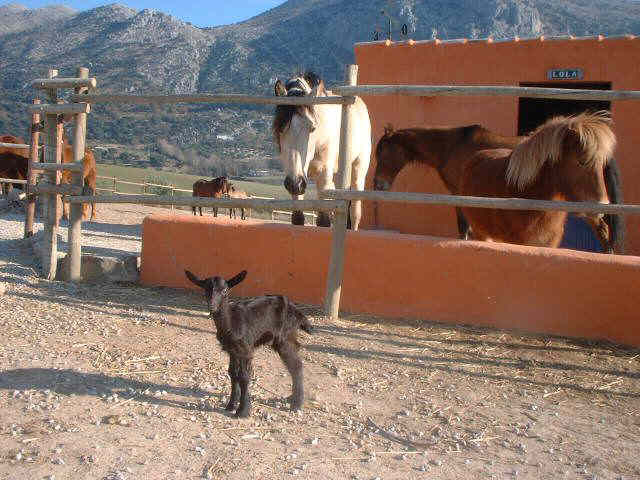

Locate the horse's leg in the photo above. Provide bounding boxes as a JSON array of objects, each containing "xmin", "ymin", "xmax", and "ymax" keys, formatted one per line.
[
  {"xmin": 214, "ymin": 207, "xmax": 218, "ymax": 217},
  {"xmin": 456, "ymin": 208, "xmax": 472, "ymax": 240},
  {"xmin": 291, "ymin": 193, "xmax": 306, "ymax": 226},
  {"xmin": 348, "ymin": 162, "xmax": 367, "ymax": 231},
  {"xmin": 587, "ymin": 215, "xmax": 614, "ymax": 254}
]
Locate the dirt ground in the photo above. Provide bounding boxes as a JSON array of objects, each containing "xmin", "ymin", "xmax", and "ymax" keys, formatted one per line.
[{"xmin": 1, "ymin": 203, "xmax": 639, "ymax": 480}]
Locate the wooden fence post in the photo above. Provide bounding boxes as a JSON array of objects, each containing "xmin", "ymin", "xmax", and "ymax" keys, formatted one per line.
[
  {"xmin": 41, "ymin": 68, "xmax": 60, "ymax": 280},
  {"xmin": 113, "ymin": 177, "xmax": 117, "ymax": 193},
  {"xmin": 68, "ymin": 66, "xmax": 89, "ymax": 282},
  {"xmin": 170, "ymin": 184, "xmax": 174, "ymax": 211},
  {"xmin": 324, "ymin": 64, "xmax": 358, "ymax": 319},
  {"xmin": 24, "ymin": 99, "xmax": 41, "ymax": 238}
]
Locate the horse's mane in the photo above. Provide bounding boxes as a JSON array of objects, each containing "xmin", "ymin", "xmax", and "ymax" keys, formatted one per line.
[
  {"xmin": 506, "ymin": 111, "xmax": 616, "ymax": 191},
  {"xmin": 272, "ymin": 71, "xmax": 324, "ymax": 152}
]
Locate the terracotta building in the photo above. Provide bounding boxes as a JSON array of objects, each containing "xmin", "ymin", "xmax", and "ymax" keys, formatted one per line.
[{"xmin": 354, "ymin": 35, "xmax": 639, "ymax": 255}]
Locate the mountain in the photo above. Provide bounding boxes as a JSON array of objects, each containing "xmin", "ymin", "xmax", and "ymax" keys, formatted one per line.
[{"xmin": 2, "ymin": 0, "xmax": 640, "ymax": 176}]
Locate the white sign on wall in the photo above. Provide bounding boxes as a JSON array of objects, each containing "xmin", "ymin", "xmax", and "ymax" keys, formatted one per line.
[{"xmin": 547, "ymin": 68, "xmax": 584, "ymax": 80}]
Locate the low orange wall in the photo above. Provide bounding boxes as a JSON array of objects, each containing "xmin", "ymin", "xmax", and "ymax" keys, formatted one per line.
[{"xmin": 141, "ymin": 214, "xmax": 640, "ymax": 347}]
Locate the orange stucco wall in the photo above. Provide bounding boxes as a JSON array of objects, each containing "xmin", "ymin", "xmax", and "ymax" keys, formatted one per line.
[
  {"xmin": 354, "ymin": 37, "xmax": 640, "ymax": 254},
  {"xmin": 141, "ymin": 215, "xmax": 640, "ymax": 347}
]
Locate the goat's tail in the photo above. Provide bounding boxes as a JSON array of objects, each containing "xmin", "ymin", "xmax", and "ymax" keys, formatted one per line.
[{"xmin": 289, "ymin": 303, "xmax": 314, "ymax": 334}]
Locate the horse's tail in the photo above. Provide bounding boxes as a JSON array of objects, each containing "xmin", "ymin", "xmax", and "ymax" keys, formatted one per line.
[{"xmin": 604, "ymin": 158, "xmax": 625, "ymax": 254}]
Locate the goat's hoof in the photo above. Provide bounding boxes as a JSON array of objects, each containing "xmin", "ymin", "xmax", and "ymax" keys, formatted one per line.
[{"xmin": 289, "ymin": 396, "xmax": 303, "ymax": 412}]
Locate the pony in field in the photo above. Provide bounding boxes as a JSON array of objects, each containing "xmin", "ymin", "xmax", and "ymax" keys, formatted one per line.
[
  {"xmin": 0, "ymin": 135, "xmax": 29, "ymax": 194},
  {"xmin": 458, "ymin": 112, "xmax": 616, "ymax": 251},
  {"xmin": 61, "ymin": 134, "xmax": 97, "ymax": 221},
  {"xmin": 192, "ymin": 176, "xmax": 230, "ymax": 216},
  {"xmin": 227, "ymin": 186, "xmax": 249, "ymax": 220},
  {"xmin": 373, "ymin": 121, "xmax": 623, "ymax": 252},
  {"xmin": 272, "ymin": 71, "xmax": 371, "ymax": 230}
]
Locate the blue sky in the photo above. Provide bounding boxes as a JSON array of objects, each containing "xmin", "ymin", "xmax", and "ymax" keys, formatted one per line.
[{"xmin": 2, "ymin": 1, "xmax": 287, "ymax": 27}]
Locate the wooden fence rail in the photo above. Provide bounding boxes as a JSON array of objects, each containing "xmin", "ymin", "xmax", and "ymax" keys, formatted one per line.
[
  {"xmin": 69, "ymin": 93, "xmax": 354, "ymax": 106},
  {"xmin": 0, "ymin": 178, "xmax": 28, "ymax": 185},
  {"xmin": 333, "ymin": 84, "xmax": 640, "ymax": 101},
  {"xmin": 320, "ymin": 189, "xmax": 640, "ymax": 215},
  {"xmin": 0, "ymin": 142, "xmax": 31, "ymax": 149},
  {"xmin": 66, "ymin": 194, "xmax": 345, "ymax": 213}
]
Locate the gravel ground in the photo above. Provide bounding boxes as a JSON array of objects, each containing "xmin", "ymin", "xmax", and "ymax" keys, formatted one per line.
[{"xmin": 1, "ymin": 201, "xmax": 640, "ymax": 480}]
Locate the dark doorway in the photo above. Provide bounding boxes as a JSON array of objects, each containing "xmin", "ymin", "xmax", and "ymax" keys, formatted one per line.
[
  {"xmin": 518, "ymin": 82, "xmax": 611, "ymax": 135},
  {"xmin": 518, "ymin": 82, "xmax": 616, "ymax": 253}
]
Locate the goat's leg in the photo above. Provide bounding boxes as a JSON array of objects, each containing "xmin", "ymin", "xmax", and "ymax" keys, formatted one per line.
[
  {"xmin": 235, "ymin": 357, "xmax": 253, "ymax": 418},
  {"xmin": 225, "ymin": 355, "xmax": 241, "ymax": 412},
  {"xmin": 276, "ymin": 341, "xmax": 304, "ymax": 411}
]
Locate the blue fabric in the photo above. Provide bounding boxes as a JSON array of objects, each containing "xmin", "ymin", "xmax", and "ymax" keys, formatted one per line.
[{"xmin": 560, "ymin": 214, "xmax": 603, "ymax": 253}]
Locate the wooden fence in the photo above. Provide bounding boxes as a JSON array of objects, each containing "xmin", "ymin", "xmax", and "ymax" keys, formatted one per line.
[
  {"xmin": 94, "ymin": 176, "xmax": 318, "ymax": 221},
  {"xmin": 16, "ymin": 64, "xmax": 640, "ymax": 321}
]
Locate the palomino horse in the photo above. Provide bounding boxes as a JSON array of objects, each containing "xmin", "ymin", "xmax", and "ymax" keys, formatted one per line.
[
  {"xmin": 0, "ymin": 135, "xmax": 29, "ymax": 194},
  {"xmin": 192, "ymin": 176, "xmax": 230, "ymax": 216},
  {"xmin": 459, "ymin": 112, "xmax": 616, "ymax": 251},
  {"xmin": 227, "ymin": 186, "xmax": 250, "ymax": 220},
  {"xmin": 372, "ymin": 123, "xmax": 623, "ymax": 252},
  {"xmin": 273, "ymin": 71, "xmax": 371, "ymax": 230}
]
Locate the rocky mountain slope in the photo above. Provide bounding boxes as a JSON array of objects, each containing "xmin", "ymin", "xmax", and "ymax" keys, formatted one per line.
[{"xmin": 1, "ymin": 0, "xmax": 640, "ymax": 174}]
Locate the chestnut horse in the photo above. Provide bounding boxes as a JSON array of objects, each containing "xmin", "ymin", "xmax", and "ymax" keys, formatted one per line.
[
  {"xmin": 61, "ymin": 136, "xmax": 98, "ymax": 221},
  {"xmin": 0, "ymin": 135, "xmax": 29, "ymax": 194},
  {"xmin": 373, "ymin": 122, "xmax": 623, "ymax": 252},
  {"xmin": 192, "ymin": 176, "xmax": 230, "ymax": 216},
  {"xmin": 459, "ymin": 112, "xmax": 616, "ymax": 251},
  {"xmin": 273, "ymin": 71, "xmax": 371, "ymax": 230}
]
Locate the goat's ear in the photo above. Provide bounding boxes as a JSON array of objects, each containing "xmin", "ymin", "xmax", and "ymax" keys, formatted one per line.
[
  {"xmin": 185, "ymin": 270, "xmax": 207, "ymax": 289},
  {"xmin": 227, "ymin": 270, "xmax": 247, "ymax": 288},
  {"xmin": 274, "ymin": 79, "xmax": 287, "ymax": 97}
]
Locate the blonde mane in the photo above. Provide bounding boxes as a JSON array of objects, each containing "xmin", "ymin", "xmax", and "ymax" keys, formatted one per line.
[{"xmin": 506, "ymin": 111, "xmax": 616, "ymax": 191}]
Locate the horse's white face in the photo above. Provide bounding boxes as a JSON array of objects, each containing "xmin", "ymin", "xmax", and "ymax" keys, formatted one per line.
[{"xmin": 280, "ymin": 109, "xmax": 318, "ymax": 196}]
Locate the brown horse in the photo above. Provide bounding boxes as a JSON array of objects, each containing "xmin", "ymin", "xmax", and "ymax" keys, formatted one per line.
[
  {"xmin": 372, "ymin": 123, "xmax": 623, "ymax": 251},
  {"xmin": 373, "ymin": 124, "xmax": 525, "ymax": 238},
  {"xmin": 0, "ymin": 135, "xmax": 29, "ymax": 194},
  {"xmin": 60, "ymin": 135, "xmax": 97, "ymax": 221},
  {"xmin": 192, "ymin": 176, "xmax": 230, "ymax": 216},
  {"xmin": 227, "ymin": 186, "xmax": 249, "ymax": 220},
  {"xmin": 459, "ymin": 112, "xmax": 616, "ymax": 251}
]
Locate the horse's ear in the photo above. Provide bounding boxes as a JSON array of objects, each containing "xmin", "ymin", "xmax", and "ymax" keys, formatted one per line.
[
  {"xmin": 383, "ymin": 124, "xmax": 395, "ymax": 136},
  {"xmin": 227, "ymin": 270, "xmax": 247, "ymax": 289},
  {"xmin": 274, "ymin": 80, "xmax": 287, "ymax": 97}
]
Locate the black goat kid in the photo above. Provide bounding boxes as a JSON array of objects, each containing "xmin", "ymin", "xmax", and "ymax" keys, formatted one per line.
[{"xmin": 185, "ymin": 269, "xmax": 314, "ymax": 418}]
